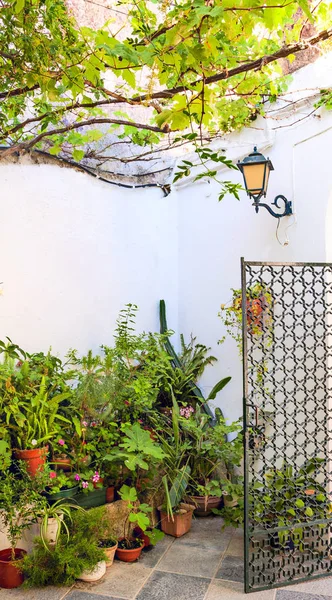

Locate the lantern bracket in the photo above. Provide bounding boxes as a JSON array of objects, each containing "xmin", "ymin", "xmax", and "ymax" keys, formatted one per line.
[{"xmin": 252, "ymin": 194, "xmax": 292, "ymax": 218}]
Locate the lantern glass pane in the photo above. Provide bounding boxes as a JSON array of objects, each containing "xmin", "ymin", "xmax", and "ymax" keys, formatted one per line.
[
  {"xmin": 263, "ymin": 164, "xmax": 271, "ymax": 194},
  {"xmin": 243, "ymin": 163, "xmax": 265, "ymax": 196}
]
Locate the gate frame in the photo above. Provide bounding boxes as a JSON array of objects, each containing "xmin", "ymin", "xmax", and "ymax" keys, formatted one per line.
[{"xmin": 241, "ymin": 257, "xmax": 332, "ymax": 593}]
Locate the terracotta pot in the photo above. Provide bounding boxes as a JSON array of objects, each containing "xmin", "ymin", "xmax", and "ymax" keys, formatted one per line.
[
  {"xmin": 0, "ymin": 548, "xmax": 26, "ymax": 589},
  {"xmin": 53, "ymin": 455, "xmax": 71, "ymax": 471},
  {"xmin": 106, "ymin": 486, "xmax": 115, "ymax": 503},
  {"xmin": 187, "ymin": 495, "xmax": 222, "ymax": 517},
  {"xmin": 77, "ymin": 560, "xmax": 106, "ymax": 582},
  {"xmin": 116, "ymin": 539, "xmax": 144, "ymax": 562},
  {"xmin": 158, "ymin": 503, "xmax": 194, "ymax": 537},
  {"xmin": 104, "ymin": 543, "xmax": 118, "ymax": 567},
  {"xmin": 14, "ymin": 446, "xmax": 48, "ymax": 478}
]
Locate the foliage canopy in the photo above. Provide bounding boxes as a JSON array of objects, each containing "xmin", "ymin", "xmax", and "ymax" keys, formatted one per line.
[{"xmin": 1, "ymin": 0, "xmax": 332, "ymax": 179}]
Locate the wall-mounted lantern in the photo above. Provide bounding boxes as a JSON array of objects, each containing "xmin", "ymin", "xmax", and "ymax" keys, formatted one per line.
[{"xmin": 237, "ymin": 147, "xmax": 292, "ymax": 218}]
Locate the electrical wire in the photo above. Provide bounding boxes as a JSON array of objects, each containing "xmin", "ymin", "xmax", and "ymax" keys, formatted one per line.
[
  {"xmin": 0, "ymin": 147, "xmax": 172, "ymax": 196},
  {"xmin": 275, "ymin": 212, "xmax": 296, "ymax": 246}
]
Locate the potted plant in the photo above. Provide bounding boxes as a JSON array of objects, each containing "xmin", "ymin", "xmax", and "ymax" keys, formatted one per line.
[
  {"xmin": 178, "ymin": 406, "xmax": 243, "ymax": 517},
  {"xmin": 40, "ymin": 467, "xmax": 80, "ymax": 503},
  {"xmin": 22, "ymin": 509, "xmax": 108, "ymax": 587},
  {"xmin": 219, "ymin": 283, "xmax": 273, "ymax": 352},
  {"xmin": 0, "ymin": 471, "xmax": 44, "ymax": 588},
  {"xmin": 187, "ymin": 480, "xmax": 223, "ymax": 517},
  {"xmin": 116, "ymin": 485, "xmax": 151, "ymax": 562},
  {"xmin": 159, "ymin": 466, "xmax": 194, "ymax": 538},
  {"xmin": 8, "ymin": 375, "xmax": 72, "ymax": 477},
  {"xmin": 38, "ymin": 499, "xmax": 83, "ymax": 548},
  {"xmin": 98, "ymin": 537, "xmax": 118, "ymax": 567}
]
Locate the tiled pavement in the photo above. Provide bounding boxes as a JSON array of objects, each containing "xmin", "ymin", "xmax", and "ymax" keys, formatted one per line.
[{"xmin": 2, "ymin": 518, "xmax": 332, "ymax": 600}]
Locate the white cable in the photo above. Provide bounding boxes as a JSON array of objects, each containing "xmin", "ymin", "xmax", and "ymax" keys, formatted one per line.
[{"xmin": 275, "ymin": 213, "xmax": 296, "ymax": 246}]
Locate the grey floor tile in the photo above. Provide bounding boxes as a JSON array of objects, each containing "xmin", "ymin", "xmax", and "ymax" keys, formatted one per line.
[
  {"xmin": 173, "ymin": 517, "xmax": 231, "ymax": 551},
  {"xmin": 136, "ymin": 571, "xmax": 210, "ymax": 600},
  {"xmin": 215, "ymin": 555, "xmax": 244, "ymax": 583},
  {"xmin": 206, "ymin": 579, "xmax": 276, "ymax": 600},
  {"xmin": 225, "ymin": 535, "xmax": 244, "ymax": 557},
  {"xmin": 74, "ymin": 562, "xmax": 152, "ymax": 599},
  {"xmin": 157, "ymin": 542, "xmax": 223, "ymax": 578},
  {"xmin": 276, "ymin": 591, "xmax": 332, "ymax": 600},
  {"xmin": 139, "ymin": 537, "xmax": 174, "ymax": 569},
  {"xmin": 285, "ymin": 577, "xmax": 332, "ymax": 597},
  {"xmin": 65, "ymin": 593, "xmax": 123, "ymax": 600},
  {"xmin": 0, "ymin": 587, "xmax": 71, "ymax": 599}
]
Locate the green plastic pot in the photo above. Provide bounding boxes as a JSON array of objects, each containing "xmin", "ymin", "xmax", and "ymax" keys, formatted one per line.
[
  {"xmin": 71, "ymin": 488, "xmax": 107, "ymax": 509},
  {"xmin": 46, "ymin": 485, "xmax": 80, "ymax": 504}
]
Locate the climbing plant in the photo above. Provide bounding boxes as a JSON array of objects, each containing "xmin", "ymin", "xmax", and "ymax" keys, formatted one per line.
[{"xmin": 1, "ymin": 0, "xmax": 332, "ymax": 192}]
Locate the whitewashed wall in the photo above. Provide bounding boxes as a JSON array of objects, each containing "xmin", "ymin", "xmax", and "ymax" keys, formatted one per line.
[
  {"xmin": 1, "ymin": 54, "xmax": 332, "ymax": 424},
  {"xmin": 0, "ymin": 162, "xmax": 178, "ymax": 355}
]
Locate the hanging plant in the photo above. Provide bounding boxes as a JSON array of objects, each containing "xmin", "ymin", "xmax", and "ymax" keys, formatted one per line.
[{"xmin": 219, "ymin": 283, "xmax": 273, "ymax": 353}]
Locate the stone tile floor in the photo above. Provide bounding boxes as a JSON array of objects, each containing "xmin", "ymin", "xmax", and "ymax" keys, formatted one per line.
[{"xmin": 2, "ymin": 517, "xmax": 332, "ymax": 600}]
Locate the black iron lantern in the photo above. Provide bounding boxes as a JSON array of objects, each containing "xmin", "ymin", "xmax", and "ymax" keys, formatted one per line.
[{"xmin": 238, "ymin": 147, "xmax": 292, "ymax": 218}]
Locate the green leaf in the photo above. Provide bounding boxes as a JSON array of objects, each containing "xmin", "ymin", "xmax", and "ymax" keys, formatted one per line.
[
  {"xmin": 297, "ymin": 0, "xmax": 314, "ymax": 20},
  {"xmin": 207, "ymin": 377, "xmax": 231, "ymax": 401},
  {"xmin": 14, "ymin": 0, "xmax": 25, "ymax": 13},
  {"xmin": 73, "ymin": 150, "xmax": 85, "ymax": 162},
  {"xmin": 295, "ymin": 499, "xmax": 305, "ymax": 508}
]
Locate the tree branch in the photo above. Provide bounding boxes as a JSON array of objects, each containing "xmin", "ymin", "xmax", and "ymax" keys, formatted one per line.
[
  {"xmin": 1, "ymin": 118, "xmax": 165, "ymax": 157},
  {"xmin": 132, "ymin": 26, "xmax": 332, "ymax": 101},
  {"xmin": 0, "ymin": 84, "xmax": 39, "ymax": 100}
]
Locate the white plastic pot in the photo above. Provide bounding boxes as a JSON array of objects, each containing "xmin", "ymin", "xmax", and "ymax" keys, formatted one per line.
[
  {"xmin": 39, "ymin": 514, "xmax": 63, "ymax": 545},
  {"xmin": 77, "ymin": 560, "xmax": 106, "ymax": 582}
]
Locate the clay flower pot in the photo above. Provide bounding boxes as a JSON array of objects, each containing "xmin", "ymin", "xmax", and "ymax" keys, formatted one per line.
[
  {"xmin": 116, "ymin": 539, "xmax": 144, "ymax": 562},
  {"xmin": 14, "ymin": 446, "xmax": 48, "ymax": 478},
  {"xmin": 104, "ymin": 543, "xmax": 118, "ymax": 567},
  {"xmin": 77, "ymin": 560, "xmax": 106, "ymax": 582},
  {"xmin": 106, "ymin": 486, "xmax": 115, "ymax": 503},
  {"xmin": 158, "ymin": 503, "xmax": 194, "ymax": 537},
  {"xmin": 0, "ymin": 548, "xmax": 26, "ymax": 589},
  {"xmin": 187, "ymin": 495, "xmax": 222, "ymax": 517},
  {"xmin": 53, "ymin": 455, "xmax": 72, "ymax": 471}
]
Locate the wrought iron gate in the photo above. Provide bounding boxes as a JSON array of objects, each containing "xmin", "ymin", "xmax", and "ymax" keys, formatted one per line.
[{"xmin": 242, "ymin": 259, "xmax": 332, "ymax": 593}]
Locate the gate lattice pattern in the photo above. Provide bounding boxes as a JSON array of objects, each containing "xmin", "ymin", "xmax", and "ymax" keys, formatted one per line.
[{"xmin": 242, "ymin": 260, "xmax": 332, "ymax": 593}]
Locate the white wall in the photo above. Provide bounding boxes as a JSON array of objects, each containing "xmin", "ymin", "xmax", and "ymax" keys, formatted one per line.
[
  {"xmin": 1, "ymin": 54, "xmax": 332, "ymax": 425},
  {"xmin": 0, "ymin": 162, "xmax": 178, "ymax": 355}
]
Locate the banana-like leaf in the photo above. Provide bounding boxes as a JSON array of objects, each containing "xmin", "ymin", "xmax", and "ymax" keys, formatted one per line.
[
  {"xmin": 167, "ymin": 465, "xmax": 191, "ymax": 516},
  {"xmin": 207, "ymin": 377, "xmax": 231, "ymax": 401}
]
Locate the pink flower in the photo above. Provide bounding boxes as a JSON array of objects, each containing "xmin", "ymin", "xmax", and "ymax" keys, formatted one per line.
[
  {"xmin": 49, "ymin": 471, "xmax": 57, "ymax": 479},
  {"xmin": 91, "ymin": 421, "xmax": 96, "ymax": 427},
  {"xmin": 74, "ymin": 474, "xmax": 81, "ymax": 481},
  {"xmin": 180, "ymin": 406, "xmax": 195, "ymax": 419},
  {"xmin": 82, "ymin": 481, "xmax": 89, "ymax": 489},
  {"xmin": 82, "ymin": 421, "xmax": 88, "ymax": 427},
  {"xmin": 58, "ymin": 439, "xmax": 65, "ymax": 446},
  {"xmin": 92, "ymin": 471, "xmax": 100, "ymax": 483}
]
